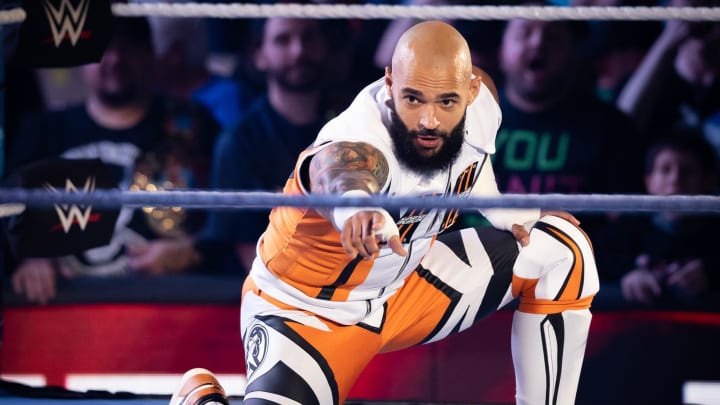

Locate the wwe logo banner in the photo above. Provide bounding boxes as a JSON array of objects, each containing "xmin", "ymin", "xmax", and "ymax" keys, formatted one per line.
[
  {"xmin": 46, "ymin": 177, "xmax": 97, "ymax": 234},
  {"xmin": 16, "ymin": 0, "xmax": 112, "ymax": 67},
  {"xmin": 43, "ymin": 0, "xmax": 91, "ymax": 47},
  {"xmin": 5, "ymin": 158, "xmax": 120, "ymax": 259}
]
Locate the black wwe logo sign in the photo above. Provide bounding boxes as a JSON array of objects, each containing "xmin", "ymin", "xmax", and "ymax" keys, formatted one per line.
[{"xmin": 42, "ymin": 0, "xmax": 90, "ymax": 47}]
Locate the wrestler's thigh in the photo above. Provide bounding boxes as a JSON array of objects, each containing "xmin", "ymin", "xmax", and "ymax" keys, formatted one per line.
[
  {"xmin": 384, "ymin": 226, "xmax": 519, "ymax": 349},
  {"xmin": 241, "ymin": 291, "xmax": 381, "ymax": 405}
]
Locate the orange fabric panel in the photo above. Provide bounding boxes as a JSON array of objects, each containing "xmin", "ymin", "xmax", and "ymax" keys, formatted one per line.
[
  {"xmin": 285, "ymin": 319, "xmax": 381, "ymax": 404},
  {"xmin": 512, "ymin": 274, "xmax": 595, "ymax": 314},
  {"xmin": 511, "ymin": 274, "xmax": 537, "ymax": 301},
  {"xmin": 545, "ymin": 226, "xmax": 585, "ymax": 303},
  {"xmin": 381, "ymin": 271, "xmax": 453, "ymax": 352},
  {"xmin": 259, "ymin": 175, "xmax": 376, "ymax": 300},
  {"xmin": 518, "ymin": 295, "xmax": 595, "ymax": 314}
]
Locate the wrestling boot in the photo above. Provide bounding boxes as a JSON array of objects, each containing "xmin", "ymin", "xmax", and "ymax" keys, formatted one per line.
[{"xmin": 169, "ymin": 368, "xmax": 230, "ymax": 405}]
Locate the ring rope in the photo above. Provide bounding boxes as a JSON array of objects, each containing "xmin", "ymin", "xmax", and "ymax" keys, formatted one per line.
[
  {"xmin": 1, "ymin": 3, "xmax": 719, "ymax": 214},
  {"xmin": 1, "ymin": 188, "xmax": 719, "ymax": 213},
  {"xmin": 1, "ymin": 4, "xmax": 720, "ymax": 25}
]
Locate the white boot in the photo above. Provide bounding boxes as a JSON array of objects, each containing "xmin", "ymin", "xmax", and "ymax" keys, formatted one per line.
[{"xmin": 511, "ymin": 309, "xmax": 592, "ymax": 405}]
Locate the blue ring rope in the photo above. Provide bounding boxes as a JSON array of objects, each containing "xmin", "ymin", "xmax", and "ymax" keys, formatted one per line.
[{"xmin": 1, "ymin": 188, "xmax": 719, "ymax": 213}]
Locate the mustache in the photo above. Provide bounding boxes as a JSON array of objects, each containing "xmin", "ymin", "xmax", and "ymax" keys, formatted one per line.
[
  {"xmin": 385, "ymin": 100, "xmax": 445, "ymax": 138},
  {"xmin": 412, "ymin": 128, "xmax": 445, "ymax": 138},
  {"xmin": 286, "ymin": 59, "xmax": 320, "ymax": 70}
]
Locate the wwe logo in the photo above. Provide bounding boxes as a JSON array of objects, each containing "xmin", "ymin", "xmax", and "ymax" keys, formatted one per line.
[
  {"xmin": 46, "ymin": 177, "xmax": 96, "ymax": 233},
  {"xmin": 42, "ymin": 0, "xmax": 90, "ymax": 47}
]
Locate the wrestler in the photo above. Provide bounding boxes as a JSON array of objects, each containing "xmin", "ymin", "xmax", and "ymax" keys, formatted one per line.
[{"xmin": 171, "ymin": 20, "xmax": 599, "ymax": 405}]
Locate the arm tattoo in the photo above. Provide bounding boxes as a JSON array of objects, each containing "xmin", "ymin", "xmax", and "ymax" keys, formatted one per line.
[{"xmin": 309, "ymin": 142, "xmax": 389, "ymax": 196}]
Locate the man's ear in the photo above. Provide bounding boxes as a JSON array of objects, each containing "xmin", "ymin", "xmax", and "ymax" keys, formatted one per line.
[
  {"xmin": 469, "ymin": 69, "xmax": 481, "ymax": 104},
  {"xmin": 471, "ymin": 66, "xmax": 499, "ymax": 104},
  {"xmin": 384, "ymin": 66, "xmax": 393, "ymax": 97}
]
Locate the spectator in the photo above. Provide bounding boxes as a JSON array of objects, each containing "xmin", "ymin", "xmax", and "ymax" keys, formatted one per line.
[
  {"xmin": 2, "ymin": 13, "xmax": 45, "ymax": 164},
  {"xmin": 3, "ymin": 17, "xmax": 221, "ymax": 305},
  {"xmin": 202, "ymin": 0, "xmax": 251, "ymax": 78},
  {"xmin": 198, "ymin": 16, "xmax": 354, "ymax": 272},
  {"xmin": 488, "ymin": 0, "xmax": 645, "ymax": 235},
  {"xmin": 570, "ymin": 0, "xmax": 661, "ymax": 103},
  {"xmin": 209, "ymin": 18, "xmax": 358, "ymax": 269},
  {"xmin": 595, "ymin": 132, "xmax": 720, "ymax": 307},
  {"xmin": 142, "ymin": 8, "xmax": 259, "ymax": 130},
  {"xmin": 616, "ymin": 0, "xmax": 720, "ymax": 156}
]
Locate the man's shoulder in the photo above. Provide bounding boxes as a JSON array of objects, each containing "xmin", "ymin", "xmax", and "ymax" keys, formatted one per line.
[
  {"xmin": 230, "ymin": 94, "xmax": 276, "ymax": 127},
  {"xmin": 226, "ymin": 97, "xmax": 277, "ymax": 140},
  {"xmin": 27, "ymin": 103, "xmax": 86, "ymax": 122},
  {"xmin": 16, "ymin": 104, "xmax": 90, "ymax": 141}
]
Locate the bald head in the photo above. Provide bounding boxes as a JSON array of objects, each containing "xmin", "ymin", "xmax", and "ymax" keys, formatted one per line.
[
  {"xmin": 391, "ymin": 21, "xmax": 473, "ymax": 81},
  {"xmin": 383, "ymin": 21, "xmax": 482, "ymax": 174}
]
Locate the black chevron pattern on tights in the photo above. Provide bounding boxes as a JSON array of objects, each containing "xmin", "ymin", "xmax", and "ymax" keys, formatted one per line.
[{"xmin": 244, "ymin": 361, "xmax": 318, "ymax": 405}]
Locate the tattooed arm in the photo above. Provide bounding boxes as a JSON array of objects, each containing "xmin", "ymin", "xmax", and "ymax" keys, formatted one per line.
[
  {"xmin": 309, "ymin": 141, "xmax": 389, "ymax": 217},
  {"xmin": 308, "ymin": 141, "xmax": 406, "ymax": 259}
]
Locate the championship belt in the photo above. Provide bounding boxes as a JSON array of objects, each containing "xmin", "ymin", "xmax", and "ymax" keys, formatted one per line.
[{"xmin": 132, "ymin": 150, "xmax": 189, "ymax": 239}]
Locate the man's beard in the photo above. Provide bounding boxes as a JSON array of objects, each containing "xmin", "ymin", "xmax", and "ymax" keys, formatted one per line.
[
  {"xmin": 98, "ymin": 88, "xmax": 139, "ymax": 108},
  {"xmin": 269, "ymin": 62, "xmax": 323, "ymax": 93},
  {"xmin": 512, "ymin": 63, "xmax": 573, "ymax": 105},
  {"xmin": 388, "ymin": 105, "xmax": 465, "ymax": 175}
]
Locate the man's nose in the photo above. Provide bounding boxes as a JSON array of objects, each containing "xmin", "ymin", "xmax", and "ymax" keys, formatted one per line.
[
  {"xmin": 419, "ymin": 105, "xmax": 440, "ymax": 130},
  {"xmin": 289, "ymin": 38, "xmax": 306, "ymax": 58},
  {"xmin": 100, "ymin": 46, "xmax": 122, "ymax": 65},
  {"xmin": 526, "ymin": 28, "xmax": 549, "ymax": 49}
]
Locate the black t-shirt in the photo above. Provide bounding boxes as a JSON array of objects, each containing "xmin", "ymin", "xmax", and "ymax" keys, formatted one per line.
[
  {"xmin": 492, "ymin": 90, "xmax": 646, "ymax": 236},
  {"xmin": 4, "ymin": 96, "xmax": 219, "ymax": 274},
  {"xmin": 494, "ymin": 90, "xmax": 644, "ymax": 195}
]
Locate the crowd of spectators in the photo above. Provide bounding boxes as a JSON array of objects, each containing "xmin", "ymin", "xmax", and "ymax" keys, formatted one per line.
[{"xmin": 1, "ymin": 0, "xmax": 719, "ymax": 309}]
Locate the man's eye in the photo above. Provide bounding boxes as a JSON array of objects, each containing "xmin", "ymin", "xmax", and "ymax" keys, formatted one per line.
[
  {"xmin": 405, "ymin": 96, "xmax": 419, "ymax": 104},
  {"xmin": 441, "ymin": 99, "xmax": 456, "ymax": 107}
]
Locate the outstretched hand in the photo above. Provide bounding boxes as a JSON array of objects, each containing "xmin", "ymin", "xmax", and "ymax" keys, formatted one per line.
[
  {"xmin": 338, "ymin": 211, "xmax": 407, "ymax": 259},
  {"xmin": 511, "ymin": 210, "xmax": 580, "ymax": 247}
]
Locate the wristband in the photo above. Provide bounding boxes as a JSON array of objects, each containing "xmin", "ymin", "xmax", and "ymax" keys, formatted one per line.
[
  {"xmin": 331, "ymin": 191, "xmax": 399, "ymax": 242},
  {"xmin": 331, "ymin": 190, "xmax": 373, "ymax": 230}
]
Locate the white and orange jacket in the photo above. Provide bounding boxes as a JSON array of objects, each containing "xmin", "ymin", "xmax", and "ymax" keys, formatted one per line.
[{"xmin": 248, "ymin": 78, "xmax": 540, "ymax": 325}]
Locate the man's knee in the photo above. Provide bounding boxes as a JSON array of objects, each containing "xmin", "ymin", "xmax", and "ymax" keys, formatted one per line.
[{"xmin": 511, "ymin": 215, "xmax": 600, "ymax": 314}]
